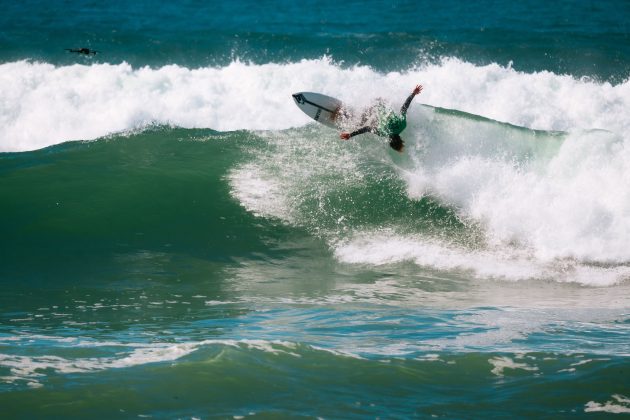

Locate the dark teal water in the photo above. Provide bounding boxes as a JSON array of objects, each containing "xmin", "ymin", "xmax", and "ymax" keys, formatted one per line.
[
  {"xmin": 2, "ymin": 0, "xmax": 630, "ymax": 78},
  {"xmin": 1, "ymin": 1, "xmax": 630, "ymax": 418}
]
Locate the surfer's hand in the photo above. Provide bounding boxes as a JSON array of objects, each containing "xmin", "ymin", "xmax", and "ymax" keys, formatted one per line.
[
  {"xmin": 340, "ymin": 132, "xmax": 351, "ymax": 140},
  {"xmin": 413, "ymin": 84, "xmax": 423, "ymax": 95}
]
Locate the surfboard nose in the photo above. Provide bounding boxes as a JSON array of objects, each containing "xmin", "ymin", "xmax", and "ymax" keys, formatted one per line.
[{"xmin": 292, "ymin": 93, "xmax": 305, "ymax": 104}]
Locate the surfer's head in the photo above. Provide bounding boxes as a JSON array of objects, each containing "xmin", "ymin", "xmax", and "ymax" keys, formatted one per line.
[{"xmin": 389, "ymin": 134, "xmax": 404, "ymax": 152}]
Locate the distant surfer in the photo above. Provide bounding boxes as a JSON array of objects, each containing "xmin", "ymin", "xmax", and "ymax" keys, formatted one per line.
[
  {"xmin": 338, "ymin": 84, "xmax": 423, "ymax": 152},
  {"xmin": 65, "ymin": 48, "xmax": 98, "ymax": 55}
]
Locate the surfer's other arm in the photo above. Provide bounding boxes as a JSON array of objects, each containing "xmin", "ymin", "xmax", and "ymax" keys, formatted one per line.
[{"xmin": 400, "ymin": 84, "xmax": 422, "ymax": 116}]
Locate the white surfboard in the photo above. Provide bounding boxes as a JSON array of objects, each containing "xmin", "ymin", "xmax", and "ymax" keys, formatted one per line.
[{"xmin": 292, "ymin": 92, "xmax": 343, "ymax": 128}]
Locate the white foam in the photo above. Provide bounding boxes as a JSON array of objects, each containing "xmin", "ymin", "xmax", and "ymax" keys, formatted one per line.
[
  {"xmin": 0, "ymin": 338, "xmax": 304, "ymax": 387},
  {"xmin": 334, "ymin": 230, "xmax": 630, "ymax": 285},
  {"xmin": 453, "ymin": 132, "xmax": 630, "ymax": 262},
  {"xmin": 226, "ymin": 161, "xmax": 295, "ymax": 222},
  {"xmin": 585, "ymin": 395, "xmax": 630, "ymax": 414},
  {"xmin": 389, "ymin": 119, "xmax": 630, "ymax": 268},
  {"xmin": 488, "ymin": 356, "xmax": 539, "ymax": 377},
  {"xmin": 2, "ymin": 57, "xmax": 629, "ymax": 151}
]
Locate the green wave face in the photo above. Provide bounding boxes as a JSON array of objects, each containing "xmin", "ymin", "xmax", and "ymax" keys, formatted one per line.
[
  {"xmin": 0, "ymin": 106, "xmax": 569, "ymax": 285},
  {"xmin": 0, "ymin": 128, "xmax": 285, "ymax": 284}
]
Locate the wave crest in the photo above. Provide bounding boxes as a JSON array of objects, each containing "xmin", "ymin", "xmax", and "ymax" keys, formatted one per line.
[{"xmin": 2, "ymin": 57, "xmax": 629, "ymax": 151}]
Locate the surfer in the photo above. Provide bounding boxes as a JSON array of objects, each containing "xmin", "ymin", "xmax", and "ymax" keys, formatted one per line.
[
  {"xmin": 65, "ymin": 48, "xmax": 98, "ymax": 55},
  {"xmin": 339, "ymin": 84, "xmax": 423, "ymax": 152}
]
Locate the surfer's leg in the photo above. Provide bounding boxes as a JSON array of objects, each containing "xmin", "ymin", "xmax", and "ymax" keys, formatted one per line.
[
  {"xmin": 332, "ymin": 106, "xmax": 351, "ymax": 122},
  {"xmin": 359, "ymin": 106, "xmax": 372, "ymax": 125},
  {"xmin": 359, "ymin": 104, "xmax": 379, "ymax": 125}
]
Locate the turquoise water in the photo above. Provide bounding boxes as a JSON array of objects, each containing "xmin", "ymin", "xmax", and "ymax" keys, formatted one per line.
[{"xmin": 1, "ymin": 1, "xmax": 630, "ymax": 418}]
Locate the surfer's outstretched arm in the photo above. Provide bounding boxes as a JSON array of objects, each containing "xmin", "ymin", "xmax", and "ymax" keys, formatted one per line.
[
  {"xmin": 340, "ymin": 126, "xmax": 372, "ymax": 140},
  {"xmin": 400, "ymin": 84, "xmax": 423, "ymax": 116}
]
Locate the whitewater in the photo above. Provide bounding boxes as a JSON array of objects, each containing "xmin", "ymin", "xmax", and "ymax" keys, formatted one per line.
[{"xmin": 2, "ymin": 57, "xmax": 629, "ymax": 151}]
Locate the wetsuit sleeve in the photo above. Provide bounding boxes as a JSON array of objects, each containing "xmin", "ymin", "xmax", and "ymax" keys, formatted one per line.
[
  {"xmin": 349, "ymin": 126, "xmax": 372, "ymax": 137},
  {"xmin": 400, "ymin": 92, "xmax": 417, "ymax": 116}
]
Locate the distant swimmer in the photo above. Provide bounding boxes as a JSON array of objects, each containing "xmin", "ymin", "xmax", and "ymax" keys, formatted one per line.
[
  {"xmin": 65, "ymin": 48, "xmax": 98, "ymax": 55},
  {"xmin": 338, "ymin": 84, "xmax": 423, "ymax": 153}
]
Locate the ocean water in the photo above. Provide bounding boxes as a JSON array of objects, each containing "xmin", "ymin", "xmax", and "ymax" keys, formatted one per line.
[{"xmin": 1, "ymin": 0, "xmax": 630, "ymax": 418}]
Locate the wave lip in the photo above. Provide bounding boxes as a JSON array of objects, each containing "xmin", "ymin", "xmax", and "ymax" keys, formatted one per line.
[{"xmin": 2, "ymin": 57, "xmax": 630, "ymax": 152}]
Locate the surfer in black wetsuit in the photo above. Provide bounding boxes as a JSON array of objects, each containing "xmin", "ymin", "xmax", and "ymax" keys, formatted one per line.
[
  {"xmin": 340, "ymin": 84, "xmax": 423, "ymax": 153},
  {"xmin": 65, "ymin": 48, "xmax": 98, "ymax": 55}
]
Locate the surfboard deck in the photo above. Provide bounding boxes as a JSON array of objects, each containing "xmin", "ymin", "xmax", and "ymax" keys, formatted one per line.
[{"xmin": 292, "ymin": 92, "xmax": 343, "ymax": 128}]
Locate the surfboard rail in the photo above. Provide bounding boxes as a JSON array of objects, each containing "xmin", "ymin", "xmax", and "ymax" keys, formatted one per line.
[{"xmin": 292, "ymin": 92, "xmax": 343, "ymax": 128}]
